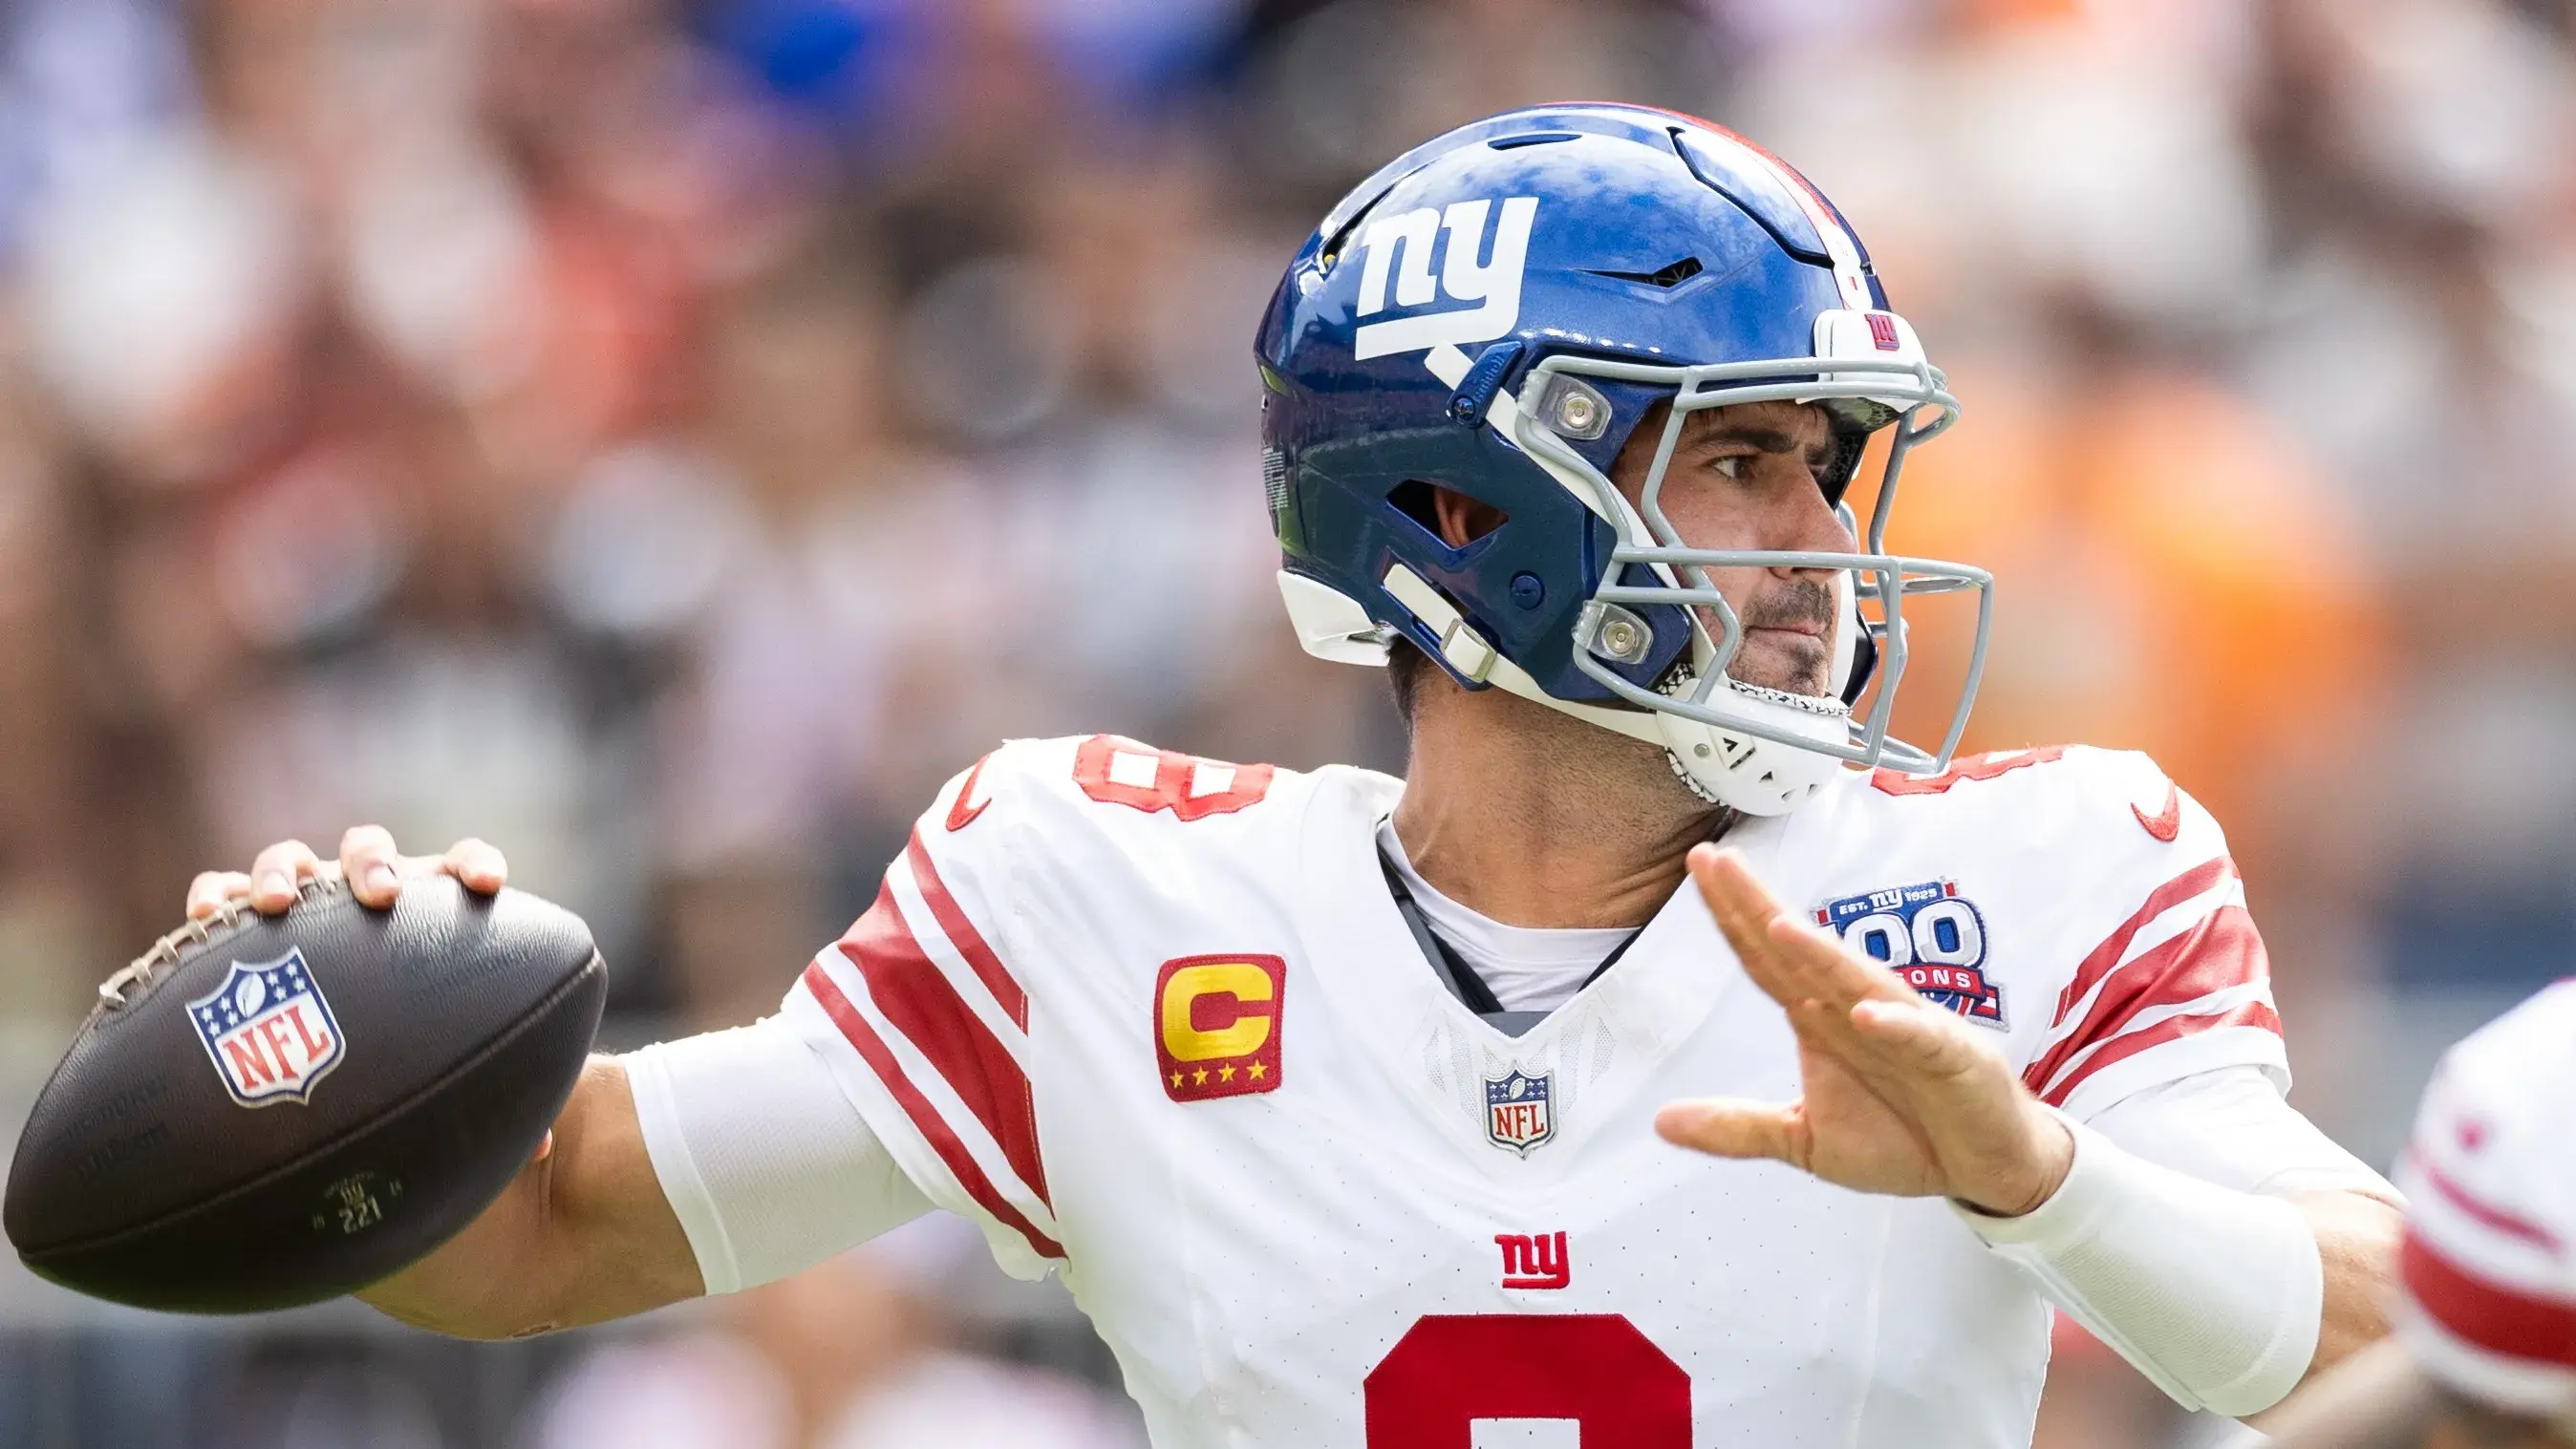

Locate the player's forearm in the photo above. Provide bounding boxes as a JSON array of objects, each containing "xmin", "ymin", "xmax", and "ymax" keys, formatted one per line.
[
  {"xmin": 1959, "ymin": 1119, "xmax": 2390, "ymax": 1419},
  {"xmin": 2289, "ymin": 1187, "xmax": 2406, "ymax": 1387},
  {"xmin": 358, "ymin": 1057, "xmax": 702, "ymax": 1339}
]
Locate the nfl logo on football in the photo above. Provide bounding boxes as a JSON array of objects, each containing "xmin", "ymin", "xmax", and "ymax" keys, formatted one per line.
[
  {"xmin": 187, "ymin": 950, "xmax": 347, "ymax": 1109},
  {"xmin": 1485, "ymin": 1069, "xmax": 1555, "ymax": 1156}
]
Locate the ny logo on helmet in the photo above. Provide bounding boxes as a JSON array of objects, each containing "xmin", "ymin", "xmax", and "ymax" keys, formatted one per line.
[{"xmin": 1353, "ymin": 197, "xmax": 1538, "ymax": 360}]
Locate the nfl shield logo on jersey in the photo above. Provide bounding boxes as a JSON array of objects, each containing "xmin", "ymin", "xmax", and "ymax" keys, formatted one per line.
[
  {"xmin": 1485, "ymin": 1069, "xmax": 1555, "ymax": 1156},
  {"xmin": 1816, "ymin": 880, "xmax": 2007, "ymax": 1029},
  {"xmin": 187, "ymin": 949, "xmax": 347, "ymax": 1108}
]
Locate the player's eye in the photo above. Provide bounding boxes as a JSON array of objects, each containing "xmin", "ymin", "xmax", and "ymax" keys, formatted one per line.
[{"xmin": 1710, "ymin": 457, "xmax": 1742, "ymax": 480}]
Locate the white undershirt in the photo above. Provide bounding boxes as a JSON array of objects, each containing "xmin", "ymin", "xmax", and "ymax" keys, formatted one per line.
[{"xmin": 1375, "ymin": 818, "xmax": 1636, "ymax": 1014}]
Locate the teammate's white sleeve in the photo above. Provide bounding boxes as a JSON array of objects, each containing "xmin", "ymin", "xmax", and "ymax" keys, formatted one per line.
[
  {"xmin": 2390, "ymin": 981, "xmax": 2576, "ymax": 1431},
  {"xmin": 2086, "ymin": 1066, "xmax": 2395, "ymax": 1200},
  {"xmin": 2019, "ymin": 760, "xmax": 2288, "ymax": 1119},
  {"xmin": 626, "ymin": 1020, "xmax": 934, "ymax": 1295}
]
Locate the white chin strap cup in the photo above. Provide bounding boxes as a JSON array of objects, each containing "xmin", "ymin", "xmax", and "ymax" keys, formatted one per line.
[{"xmin": 1654, "ymin": 686, "xmax": 1849, "ymax": 816}]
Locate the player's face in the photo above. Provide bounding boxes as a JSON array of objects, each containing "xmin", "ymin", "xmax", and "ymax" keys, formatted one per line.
[{"xmin": 1609, "ymin": 400, "xmax": 1853, "ymax": 698}]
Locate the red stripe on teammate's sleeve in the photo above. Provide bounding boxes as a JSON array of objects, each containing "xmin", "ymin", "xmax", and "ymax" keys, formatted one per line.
[
  {"xmin": 2402, "ymin": 1232, "xmax": 2576, "ymax": 1369},
  {"xmin": 836, "ymin": 882, "xmax": 1049, "ymax": 1206},
  {"xmin": 2049, "ymin": 857, "xmax": 2239, "ymax": 1029},
  {"xmin": 2023, "ymin": 905, "xmax": 2270, "ymax": 1097},
  {"xmin": 2410, "ymin": 1153, "xmax": 2567, "ymax": 1254},
  {"xmin": 907, "ymin": 829, "xmax": 1026, "ymax": 1029},
  {"xmin": 801, "ymin": 961, "xmax": 1064, "ymax": 1263},
  {"xmin": 2037, "ymin": 999, "xmax": 2284, "ymax": 1108}
]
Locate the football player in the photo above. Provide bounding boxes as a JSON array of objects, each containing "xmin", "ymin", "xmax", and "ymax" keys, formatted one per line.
[
  {"xmin": 185, "ymin": 106, "xmax": 2404, "ymax": 1447},
  {"xmin": 2256, "ymin": 982, "xmax": 2575, "ymax": 1449}
]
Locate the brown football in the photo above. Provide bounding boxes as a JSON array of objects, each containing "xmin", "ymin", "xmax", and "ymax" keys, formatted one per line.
[{"xmin": 2, "ymin": 873, "xmax": 604, "ymax": 1313}]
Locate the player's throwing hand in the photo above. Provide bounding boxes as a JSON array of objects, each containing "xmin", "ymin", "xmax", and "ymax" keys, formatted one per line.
[
  {"xmin": 184, "ymin": 826, "xmax": 509, "ymax": 919},
  {"xmin": 1655, "ymin": 844, "xmax": 2077, "ymax": 1218}
]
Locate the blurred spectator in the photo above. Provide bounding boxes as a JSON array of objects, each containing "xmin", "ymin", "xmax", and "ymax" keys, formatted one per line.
[
  {"xmin": 2030, "ymin": 1315, "xmax": 2186, "ymax": 1449},
  {"xmin": 4, "ymin": 0, "xmax": 2575, "ymax": 1444},
  {"xmin": 522, "ymin": 1215, "xmax": 1142, "ymax": 1449}
]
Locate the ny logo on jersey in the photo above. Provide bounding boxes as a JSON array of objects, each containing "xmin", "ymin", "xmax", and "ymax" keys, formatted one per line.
[
  {"xmin": 1485, "ymin": 1069, "xmax": 1556, "ymax": 1155},
  {"xmin": 1816, "ymin": 880, "xmax": 2006, "ymax": 1029},
  {"xmin": 1353, "ymin": 196, "xmax": 1539, "ymax": 360},
  {"xmin": 1495, "ymin": 1230, "xmax": 1571, "ymax": 1290}
]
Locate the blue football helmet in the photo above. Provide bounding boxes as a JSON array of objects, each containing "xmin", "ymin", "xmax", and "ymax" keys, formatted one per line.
[{"xmin": 1255, "ymin": 103, "xmax": 1992, "ymax": 814}]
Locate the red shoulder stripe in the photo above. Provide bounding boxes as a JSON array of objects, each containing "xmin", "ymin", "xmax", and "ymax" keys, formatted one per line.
[
  {"xmin": 907, "ymin": 827, "xmax": 1026, "ymax": 1029},
  {"xmin": 2024, "ymin": 905, "xmax": 2269, "ymax": 1096},
  {"xmin": 836, "ymin": 881, "xmax": 1048, "ymax": 1206},
  {"xmin": 2037, "ymin": 998, "xmax": 2283, "ymax": 1108},
  {"xmin": 801, "ymin": 961, "xmax": 1063, "ymax": 1261},
  {"xmin": 2402, "ymin": 1232, "xmax": 2576, "ymax": 1369},
  {"xmin": 2049, "ymin": 856, "xmax": 2239, "ymax": 1031}
]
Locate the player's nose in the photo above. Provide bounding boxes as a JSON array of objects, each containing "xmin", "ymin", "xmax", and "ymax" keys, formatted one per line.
[{"xmin": 1765, "ymin": 484, "xmax": 1857, "ymax": 576}]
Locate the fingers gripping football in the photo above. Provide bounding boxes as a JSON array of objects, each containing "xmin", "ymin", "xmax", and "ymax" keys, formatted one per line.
[
  {"xmin": 185, "ymin": 831, "xmax": 510, "ymax": 919},
  {"xmin": 1658, "ymin": 845, "xmax": 2073, "ymax": 1218}
]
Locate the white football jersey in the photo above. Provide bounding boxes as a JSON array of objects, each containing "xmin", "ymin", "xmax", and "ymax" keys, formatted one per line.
[{"xmin": 776, "ymin": 735, "xmax": 2288, "ymax": 1449}]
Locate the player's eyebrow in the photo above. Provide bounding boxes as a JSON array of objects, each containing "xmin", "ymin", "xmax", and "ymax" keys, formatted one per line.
[{"xmin": 1679, "ymin": 422, "xmax": 1836, "ymax": 470}]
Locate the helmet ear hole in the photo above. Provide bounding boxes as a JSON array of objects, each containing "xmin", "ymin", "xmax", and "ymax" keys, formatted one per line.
[{"xmin": 1386, "ymin": 480, "xmax": 1509, "ymax": 551}]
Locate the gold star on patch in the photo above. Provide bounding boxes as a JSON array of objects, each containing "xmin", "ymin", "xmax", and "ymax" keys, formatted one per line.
[
  {"xmin": 1170, "ymin": 1072, "xmax": 1184, "ymax": 1089},
  {"xmin": 1248, "ymin": 1060, "xmax": 1267, "ymax": 1080},
  {"xmin": 1218, "ymin": 1064, "xmax": 1236, "ymax": 1082},
  {"xmin": 1192, "ymin": 1068, "xmax": 1210, "ymax": 1086}
]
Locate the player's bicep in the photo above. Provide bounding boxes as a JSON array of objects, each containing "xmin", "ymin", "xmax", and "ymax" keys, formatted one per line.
[
  {"xmin": 2085, "ymin": 1067, "xmax": 2396, "ymax": 1201},
  {"xmin": 624, "ymin": 1018, "xmax": 934, "ymax": 1296}
]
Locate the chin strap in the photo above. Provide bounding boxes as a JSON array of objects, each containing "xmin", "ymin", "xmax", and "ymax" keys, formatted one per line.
[
  {"xmin": 1378, "ymin": 561, "xmax": 1848, "ymax": 817},
  {"xmin": 1381, "ymin": 563, "xmax": 1668, "ymax": 745}
]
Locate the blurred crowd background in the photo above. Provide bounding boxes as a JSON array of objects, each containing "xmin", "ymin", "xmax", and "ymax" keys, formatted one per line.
[{"xmin": 0, "ymin": 0, "xmax": 2569, "ymax": 1443}]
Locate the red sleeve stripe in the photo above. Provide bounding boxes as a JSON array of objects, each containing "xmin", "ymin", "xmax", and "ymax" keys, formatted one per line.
[
  {"xmin": 835, "ymin": 881, "xmax": 1049, "ymax": 1207},
  {"xmin": 907, "ymin": 828, "xmax": 1026, "ymax": 1029},
  {"xmin": 800, "ymin": 960, "xmax": 1064, "ymax": 1262},
  {"xmin": 2403, "ymin": 1231, "xmax": 2576, "ymax": 1369},
  {"xmin": 2023, "ymin": 905, "xmax": 2269, "ymax": 1096},
  {"xmin": 2411, "ymin": 1152, "xmax": 2567, "ymax": 1254},
  {"xmin": 2036, "ymin": 998, "xmax": 2283, "ymax": 1108},
  {"xmin": 2049, "ymin": 856, "xmax": 2239, "ymax": 1029}
]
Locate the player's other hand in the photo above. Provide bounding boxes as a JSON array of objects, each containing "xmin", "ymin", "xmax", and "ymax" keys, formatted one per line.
[
  {"xmin": 1656, "ymin": 844, "xmax": 2076, "ymax": 1219},
  {"xmin": 185, "ymin": 828, "xmax": 509, "ymax": 919}
]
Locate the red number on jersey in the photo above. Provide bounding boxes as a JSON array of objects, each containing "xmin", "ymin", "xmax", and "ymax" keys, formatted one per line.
[
  {"xmin": 1072, "ymin": 735, "xmax": 1274, "ymax": 821},
  {"xmin": 1871, "ymin": 745, "xmax": 2068, "ymax": 797},
  {"xmin": 1365, "ymin": 1314, "xmax": 1691, "ymax": 1447}
]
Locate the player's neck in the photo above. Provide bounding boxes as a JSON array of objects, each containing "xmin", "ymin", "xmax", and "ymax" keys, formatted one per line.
[{"xmin": 1391, "ymin": 675, "xmax": 1725, "ymax": 930}]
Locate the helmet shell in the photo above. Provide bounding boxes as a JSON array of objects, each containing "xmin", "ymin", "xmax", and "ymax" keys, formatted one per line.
[{"xmin": 1256, "ymin": 103, "xmax": 1888, "ymax": 702}]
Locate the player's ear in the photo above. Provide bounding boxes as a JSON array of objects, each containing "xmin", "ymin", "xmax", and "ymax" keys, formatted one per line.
[{"xmin": 1405, "ymin": 483, "xmax": 1506, "ymax": 551}]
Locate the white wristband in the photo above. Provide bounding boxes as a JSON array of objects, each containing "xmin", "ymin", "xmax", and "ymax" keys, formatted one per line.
[{"xmin": 1953, "ymin": 1112, "xmax": 2324, "ymax": 1417}]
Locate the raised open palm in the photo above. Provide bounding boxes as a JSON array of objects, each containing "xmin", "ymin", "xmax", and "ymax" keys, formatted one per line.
[{"xmin": 1655, "ymin": 846, "xmax": 2073, "ymax": 1218}]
